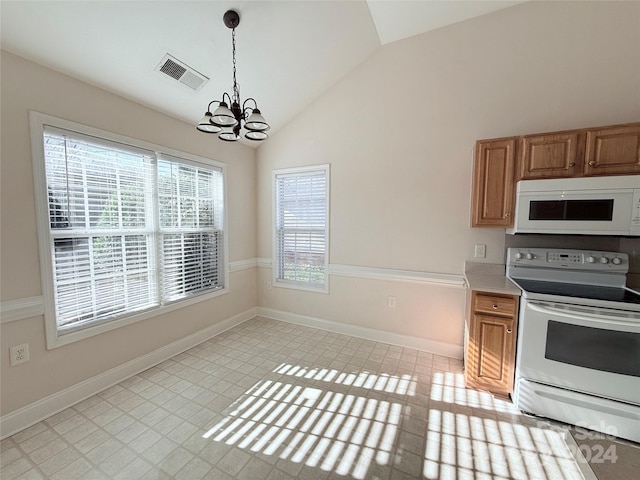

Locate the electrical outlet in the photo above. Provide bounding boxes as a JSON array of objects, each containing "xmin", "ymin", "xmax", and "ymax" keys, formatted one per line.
[
  {"xmin": 10, "ymin": 344, "xmax": 30, "ymax": 366},
  {"xmin": 474, "ymin": 244, "xmax": 486, "ymax": 258},
  {"xmin": 266, "ymin": 280, "xmax": 272, "ymax": 291},
  {"xmin": 388, "ymin": 296, "xmax": 396, "ymax": 308}
]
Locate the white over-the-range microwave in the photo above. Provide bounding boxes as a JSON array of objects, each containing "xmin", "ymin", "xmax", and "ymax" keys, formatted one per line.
[{"xmin": 507, "ymin": 175, "xmax": 640, "ymax": 235}]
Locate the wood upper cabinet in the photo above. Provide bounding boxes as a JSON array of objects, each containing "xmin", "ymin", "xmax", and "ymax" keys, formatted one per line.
[
  {"xmin": 472, "ymin": 138, "xmax": 516, "ymax": 227},
  {"xmin": 584, "ymin": 124, "xmax": 640, "ymax": 176},
  {"xmin": 465, "ymin": 291, "xmax": 518, "ymax": 397},
  {"xmin": 518, "ymin": 132, "xmax": 580, "ymax": 179},
  {"xmin": 517, "ymin": 122, "xmax": 640, "ymax": 180},
  {"xmin": 473, "ymin": 122, "xmax": 639, "ymax": 228}
]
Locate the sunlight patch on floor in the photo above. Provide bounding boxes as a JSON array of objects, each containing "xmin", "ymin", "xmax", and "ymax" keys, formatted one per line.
[{"xmin": 203, "ymin": 363, "xmax": 406, "ymax": 479}]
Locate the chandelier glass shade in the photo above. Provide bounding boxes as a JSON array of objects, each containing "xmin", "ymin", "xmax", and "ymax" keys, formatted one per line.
[{"xmin": 196, "ymin": 9, "xmax": 270, "ymax": 142}]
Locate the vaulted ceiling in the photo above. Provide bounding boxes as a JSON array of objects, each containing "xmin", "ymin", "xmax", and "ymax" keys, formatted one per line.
[{"xmin": 1, "ymin": 1, "xmax": 523, "ymax": 145}]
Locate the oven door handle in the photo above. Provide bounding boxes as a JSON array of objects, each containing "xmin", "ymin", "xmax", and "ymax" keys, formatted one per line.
[{"xmin": 527, "ymin": 301, "xmax": 640, "ymax": 326}]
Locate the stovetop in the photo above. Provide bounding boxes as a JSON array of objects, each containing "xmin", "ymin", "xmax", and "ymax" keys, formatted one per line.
[
  {"xmin": 509, "ymin": 278, "xmax": 640, "ymax": 305},
  {"xmin": 506, "ymin": 247, "xmax": 640, "ymax": 312}
]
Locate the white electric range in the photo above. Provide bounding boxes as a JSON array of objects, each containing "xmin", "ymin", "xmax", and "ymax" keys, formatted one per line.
[{"xmin": 506, "ymin": 247, "xmax": 640, "ymax": 443}]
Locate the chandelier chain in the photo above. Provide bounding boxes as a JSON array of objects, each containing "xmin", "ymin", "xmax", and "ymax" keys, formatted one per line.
[{"xmin": 231, "ymin": 27, "xmax": 239, "ymax": 104}]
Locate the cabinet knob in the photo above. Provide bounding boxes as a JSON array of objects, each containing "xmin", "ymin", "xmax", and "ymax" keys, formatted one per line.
[
  {"xmin": 492, "ymin": 304, "xmax": 498, "ymax": 309},
  {"xmin": 506, "ymin": 329, "xmax": 512, "ymax": 334},
  {"xmin": 504, "ymin": 213, "xmax": 511, "ymax": 218},
  {"xmin": 569, "ymin": 162, "xmax": 576, "ymax": 167},
  {"xmin": 588, "ymin": 161, "xmax": 595, "ymax": 166}
]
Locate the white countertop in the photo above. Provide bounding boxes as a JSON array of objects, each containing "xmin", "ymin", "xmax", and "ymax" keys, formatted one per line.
[{"xmin": 464, "ymin": 262, "xmax": 521, "ymax": 296}]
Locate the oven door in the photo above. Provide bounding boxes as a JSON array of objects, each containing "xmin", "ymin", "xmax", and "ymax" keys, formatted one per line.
[{"xmin": 516, "ymin": 299, "xmax": 640, "ymax": 405}]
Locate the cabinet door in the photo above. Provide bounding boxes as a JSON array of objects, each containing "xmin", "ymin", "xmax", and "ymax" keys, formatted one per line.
[
  {"xmin": 472, "ymin": 139, "xmax": 516, "ymax": 227},
  {"xmin": 468, "ymin": 313, "xmax": 516, "ymax": 394},
  {"xmin": 584, "ymin": 124, "xmax": 640, "ymax": 176},
  {"xmin": 519, "ymin": 132, "xmax": 580, "ymax": 179}
]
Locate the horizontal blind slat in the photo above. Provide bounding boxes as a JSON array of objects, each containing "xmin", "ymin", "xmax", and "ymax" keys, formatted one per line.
[
  {"xmin": 275, "ymin": 167, "xmax": 328, "ymax": 289},
  {"xmin": 43, "ymin": 126, "xmax": 225, "ymax": 333}
]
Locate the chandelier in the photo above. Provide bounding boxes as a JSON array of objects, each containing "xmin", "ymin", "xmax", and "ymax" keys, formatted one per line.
[{"xmin": 196, "ymin": 10, "xmax": 270, "ymax": 142}]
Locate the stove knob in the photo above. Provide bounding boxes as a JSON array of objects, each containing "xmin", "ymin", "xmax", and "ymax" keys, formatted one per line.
[
  {"xmin": 515, "ymin": 252, "xmax": 523, "ymax": 260},
  {"xmin": 525, "ymin": 253, "xmax": 535, "ymax": 260},
  {"xmin": 587, "ymin": 256, "xmax": 597, "ymax": 263},
  {"xmin": 599, "ymin": 256, "xmax": 610, "ymax": 264},
  {"xmin": 612, "ymin": 257, "xmax": 623, "ymax": 265}
]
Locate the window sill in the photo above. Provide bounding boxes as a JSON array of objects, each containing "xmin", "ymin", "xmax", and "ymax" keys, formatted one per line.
[
  {"xmin": 45, "ymin": 287, "xmax": 229, "ymax": 349},
  {"xmin": 273, "ymin": 280, "xmax": 329, "ymax": 295}
]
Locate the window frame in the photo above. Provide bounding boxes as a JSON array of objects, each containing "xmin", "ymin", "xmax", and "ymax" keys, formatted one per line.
[
  {"xmin": 272, "ymin": 164, "xmax": 330, "ymax": 294},
  {"xmin": 30, "ymin": 111, "xmax": 229, "ymax": 349}
]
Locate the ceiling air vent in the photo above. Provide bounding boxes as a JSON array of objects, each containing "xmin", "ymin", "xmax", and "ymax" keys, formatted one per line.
[{"xmin": 155, "ymin": 54, "xmax": 208, "ymax": 92}]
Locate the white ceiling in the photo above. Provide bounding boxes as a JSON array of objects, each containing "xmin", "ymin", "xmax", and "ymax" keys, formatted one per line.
[{"xmin": 1, "ymin": 1, "xmax": 523, "ymax": 145}]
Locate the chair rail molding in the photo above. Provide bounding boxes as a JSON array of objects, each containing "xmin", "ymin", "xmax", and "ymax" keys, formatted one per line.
[
  {"xmin": 1, "ymin": 258, "xmax": 260, "ymax": 325},
  {"xmin": 1, "ymin": 296, "xmax": 45, "ymax": 324},
  {"xmin": 257, "ymin": 258, "xmax": 465, "ymax": 288}
]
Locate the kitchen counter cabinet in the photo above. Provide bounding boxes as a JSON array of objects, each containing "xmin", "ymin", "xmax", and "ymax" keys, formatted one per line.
[{"xmin": 464, "ymin": 290, "xmax": 519, "ymax": 397}]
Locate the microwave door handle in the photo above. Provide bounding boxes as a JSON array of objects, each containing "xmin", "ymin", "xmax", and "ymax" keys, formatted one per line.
[{"xmin": 528, "ymin": 301, "xmax": 640, "ymax": 327}]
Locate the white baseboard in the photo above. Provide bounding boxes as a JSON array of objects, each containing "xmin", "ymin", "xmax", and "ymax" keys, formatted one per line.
[
  {"xmin": 0, "ymin": 307, "xmax": 256, "ymax": 440},
  {"xmin": 1, "ymin": 306, "xmax": 462, "ymax": 439},
  {"xmin": 257, "ymin": 307, "xmax": 463, "ymax": 360}
]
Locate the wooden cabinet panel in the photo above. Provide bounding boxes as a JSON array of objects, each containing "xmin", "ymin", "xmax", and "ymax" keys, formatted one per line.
[
  {"xmin": 472, "ymin": 122, "xmax": 639, "ymax": 229},
  {"xmin": 584, "ymin": 124, "xmax": 640, "ymax": 176},
  {"xmin": 473, "ymin": 292, "xmax": 518, "ymax": 317},
  {"xmin": 472, "ymin": 314, "xmax": 515, "ymax": 392},
  {"xmin": 472, "ymin": 139, "xmax": 516, "ymax": 227},
  {"xmin": 519, "ymin": 132, "xmax": 579, "ymax": 179},
  {"xmin": 465, "ymin": 291, "xmax": 518, "ymax": 396}
]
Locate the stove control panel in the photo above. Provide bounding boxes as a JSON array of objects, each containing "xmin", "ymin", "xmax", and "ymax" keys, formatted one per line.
[{"xmin": 507, "ymin": 248, "xmax": 629, "ymax": 272}]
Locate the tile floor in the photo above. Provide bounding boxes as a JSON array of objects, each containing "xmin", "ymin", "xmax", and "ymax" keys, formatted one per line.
[{"xmin": 1, "ymin": 317, "xmax": 594, "ymax": 479}]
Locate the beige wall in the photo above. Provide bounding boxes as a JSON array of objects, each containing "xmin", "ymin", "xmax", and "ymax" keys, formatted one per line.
[
  {"xmin": 2, "ymin": 0, "xmax": 640, "ymax": 418},
  {"xmin": 0, "ymin": 51, "xmax": 258, "ymax": 414},
  {"xmin": 256, "ymin": 1, "xmax": 640, "ymax": 343}
]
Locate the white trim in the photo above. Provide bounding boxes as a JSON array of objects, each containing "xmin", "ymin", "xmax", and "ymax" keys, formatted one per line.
[
  {"xmin": 0, "ymin": 258, "xmax": 256, "ymax": 325},
  {"xmin": 272, "ymin": 164, "xmax": 330, "ymax": 294},
  {"xmin": 257, "ymin": 307, "xmax": 463, "ymax": 359},
  {"xmin": 257, "ymin": 257, "xmax": 272, "ymax": 268},
  {"xmin": 29, "ymin": 111, "xmax": 230, "ymax": 349},
  {"xmin": 0, "ymin": 308, "xmax": 257, "ymax": 440},
  {"xmin": 329, "ymin": 264, "xmax": 465, "ymax": 288},
  {"xmin": 229, "ymin": 258, "xmax": 258, "ymax": 272},
  {"xmin": 258, "ymin": 260, "xmax": 465, "ymax": 289},
  {"xmin": 52, "ymin": 288, "xmax": 229, "ymax": 349},
  {"xmin": 1, "ymin": 296, "xmax": 45, "ymax": 324}
]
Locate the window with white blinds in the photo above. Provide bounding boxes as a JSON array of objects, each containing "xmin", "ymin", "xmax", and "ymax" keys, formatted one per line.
[
  {"xmin": 274, "ymin": 165, "xmax": 329, "ymax": 292},
  {"xmin": 37, "ymin": 121, "xmax": 225, "ymax": 340}
]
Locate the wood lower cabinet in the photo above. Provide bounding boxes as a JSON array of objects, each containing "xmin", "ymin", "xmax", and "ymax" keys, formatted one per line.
[
  {"xmin": 465, "ymin": 291, "xmax": 518, "ymax": 397},
  {"xmin": 471, "ymin": 138, "xmax": 516, "ymax": 227}
]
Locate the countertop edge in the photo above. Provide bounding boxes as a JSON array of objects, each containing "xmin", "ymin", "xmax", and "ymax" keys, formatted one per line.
[{"xmin": 464, "ymin": 262, "xmax": 522, "ymax": 296}]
